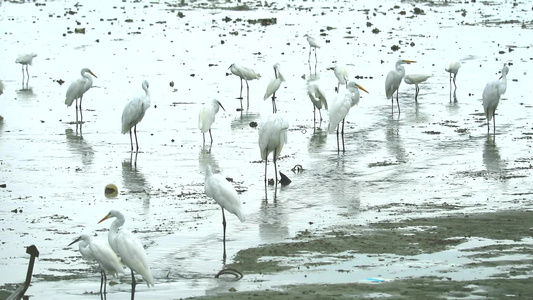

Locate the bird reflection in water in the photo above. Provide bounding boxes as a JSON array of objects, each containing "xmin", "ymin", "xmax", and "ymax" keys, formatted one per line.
[
  {"xmin": 65, "ymin": 128, "xmax": 94, "ymax": 167},
  {"xmin": 16, "ymin": 79, "xmax": 35, "ymax": 100},
  {"xmin": 122, "ymin": 152, "xmax": 150, "ymax": 212},
  {"xmin": 483, "ymin": 135, "xmax": 505, "ymax": 175}
]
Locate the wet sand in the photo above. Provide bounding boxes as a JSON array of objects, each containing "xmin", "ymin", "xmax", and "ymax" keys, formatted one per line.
[{"xmin": 0, "ymin": 0, "xmax": 532, "ymax": 299}]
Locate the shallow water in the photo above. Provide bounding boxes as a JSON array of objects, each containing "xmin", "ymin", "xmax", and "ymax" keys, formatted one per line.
[{"xmin": 0, "ymin": 0, "xmax": 532, "ymax": 299}]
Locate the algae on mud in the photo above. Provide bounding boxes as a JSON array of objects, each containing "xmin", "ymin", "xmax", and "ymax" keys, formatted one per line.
[{"xmin": 189, "ymin": 210, "xmax": 533, "ymax": 299}]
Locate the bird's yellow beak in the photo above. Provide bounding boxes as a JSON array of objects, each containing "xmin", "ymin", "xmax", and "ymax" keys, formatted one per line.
[
  {"xmin": 68, "ymin": 236, "xmax": 82, "ymax": 247},
  {"xmin": 356, "ymin": 83, "xmax": 369, "ymax": 94},
  {"xmin": 89, "ymin": 71, "xmax": 98, "ymax": 78},
  {"xmin": 98, "ymin": 213, "xmax": 111, "ymax": 224},
  {"xmin": 402, "ymin": 60, "xmax": 416, "ymax": 64}
]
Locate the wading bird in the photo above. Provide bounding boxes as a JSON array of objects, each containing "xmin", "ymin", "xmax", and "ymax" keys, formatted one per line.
[
  {"xmin": 229, "ymin": 63, "xmax": 261, "ymax": 110},
  {"xmin": 15, "ymin": 53, "xmax": 37, "ymax": 79},
  {"xmin": 263, "ymin": 63, "xmax": 285, "ymax": 113},
  {"xmin": 445, "ymin": 60, "xmax": 461, "ymax": 93},
  {"xmin": 259, "ymin": 114, "xmax": 289, "ymax": 184},
  {"xmin": 65, "ymin": 68, "xmax": 97, "ymax": 124},
  {"xmin": 328, "ymin": 65, "xmax": 349, "ymax": 92},
  {"xmin": 328, "ymin": 81, "xmax": 369, "ymax": 153},
  {"xmin": 122, "ymin": 80, "xmax": 151, "ymax": 152},
  {"xmin": 307, "ymin": 81, "xmax": 328, "ymax": 125},
  {"xmin": 303, "ymin": 34, "xmax": 321, "ymax": 63},
  {"xmin": 68, "ymin": 234, "xmax": 125, "ymax": 295},
  {"xmin": 482, "ymin": 64, "xmax": 509, "ymax": 134},
  {"xmin": 385, "ymin": 59, "xmax": 415, "ymax": 113},
  {"xmin": 204, "ymin": 165, "xmax": 245, "ymax": 262},
  {"xmin": 403, "ymin": 74, "xmax": 432, "ymax": 102},
  {"xmin": 98, "ymin": 210, "xmax": 154, "ymax": 300},
  {"xmin": 198, "ymin": 99, "xmax": 225, "ymax": 144}
]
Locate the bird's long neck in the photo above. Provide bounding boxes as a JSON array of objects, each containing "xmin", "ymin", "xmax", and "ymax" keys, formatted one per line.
[
  {"xmin": 205, "ymin": 165, "xmax": 213, "ymax": 180},
  {"xmin": 397, "ymin": 65, "xmax": 405, "ymax": 77},
  {"xmin": 83, "ymin": 72, "xmax": 93, "ymax": 87},
  {"xmin": 108, "ymin": 215, "xmax": 125, "ymax": 246}
]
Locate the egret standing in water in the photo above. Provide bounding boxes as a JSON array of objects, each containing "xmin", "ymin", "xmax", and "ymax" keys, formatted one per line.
[
  {"xmin": 328, "ymin": 81, "xmax": 369, "ymax": 153},
  {"xmin": 328, "ymin": 65, "xmax": 349, "ymax": 92},
  {"xmin": 263, "ymin": 63, "xmax": 285, "ymax": 113},
  {"xmin": 303, "ymin": 34, "xmax": 321, "ymax": 63},
  {"xmin": 482, "ymin": 64, "xmax": 509, "ymax": 134},
  {"xmin": 15, "ymin": 53, "xmax": 37, "ymax": 80},
  {"xmin": 99, "ymin": 210, "xmax": 154, "ymax": 300},
  {"xmin": 65, "ymin": 68, "xmax": 97, "ymax": 124},
  {"xmin": 403, "ymin": 74, "xmax": 431, "ymax": 102},
  {"xmin": 259, "ymin": 114, "xmax": 289, "ymax": 184},
  {"xmin": 229, "ymin": 63, "xmax": 261, "ymax": 110},
  {"xmin": 204, "ymin": 165, "xmax": 245, "ymax": 262},
  {"xmin": 198, "ymin": 99, "xmax": 225, "ymax": 144},
  {"xmin": 122, "ymin": 80, "xmax": 151, "ymax": 152},
  {"xmin": 445, "ymin": 60, "xmax": 461, "ymax": 94},
  {"xmin": 385, "ymin": 59, "xmax": 416, "ymax": 113},
  {"xmin": 307, "ymin": 81, "xmax": 328, "ymax": 126},
  {"xmin": 68, "ymin": 234, "xmax": 125, "ymax": 295}
]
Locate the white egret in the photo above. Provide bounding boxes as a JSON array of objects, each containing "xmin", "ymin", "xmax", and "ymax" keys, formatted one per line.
[
  {"xmin": 445, "ymin": 60, "xmax": 461, "ymax": 92},
  {"xmin": 403, "ymin": 74, "xmax": 432, "ymax": 102},
  {"xmin": 198, "ymin": 99, "xmax": 225, "ymax": 144},
  {"xmin": 259, "ymin": 114, "xmax": 289, "ymax": 184},
  {"xmin": 263, "ymin": 63, "xmax": 285, "ymax": 113},
  {"xmin": 15, "ymin": 53, "xmax": 37, "ymax": 79},
  {"xmin": 307, "ymin": 81, "xmax": 328, "ymax": 125},
  {"xmin": 68, "ymin": 234, "xmax": 125, "ymax": 295},
  {"xmin": 65, "ymin": 68, "xmax": 97, "ymax": 123},
  {"xmin": 328, "ymin": 65, "xmax": 349, "ymax": 92},
  {"xmin": 385, "ymin": 59, "xmax": 416, "ymax": 113},
  {"xmin": 303, "ymin": 34, "xmax": 321, "ymax": 62},
  {"xmin": 98, "ymin": 210, "xmax": 154, "ymax": 300},
  {"xmin": 482, "ymin": 64, "xmax": 509, "ymax": 134},
  {"xmin": 229, "ymin": 63, "xmax": 261, "ymax": 110},
  {"xmin": 328, "ymin": 81, "xmax": 369, "ymax": 153},
  {"xmin": 204, "ymin": 165, "xmax": 245, "ymax": 261},
  {"xmin": 122, "ymin": 80, "xmax": 151, "ymax": 152}
]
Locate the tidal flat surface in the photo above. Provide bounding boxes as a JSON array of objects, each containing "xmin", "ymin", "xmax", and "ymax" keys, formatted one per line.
[{"xmin": 0, "ymin": 0, "xmax": 532, "ymax": 299}]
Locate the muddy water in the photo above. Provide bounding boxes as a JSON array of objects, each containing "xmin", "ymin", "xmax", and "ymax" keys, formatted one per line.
[{"xmin": 0, "ymin": 0, "xmax": 532, "ymax": 299}]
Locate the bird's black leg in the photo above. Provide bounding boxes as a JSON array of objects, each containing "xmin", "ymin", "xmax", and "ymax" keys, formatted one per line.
[
  {"xmin": 341, "ymin": 119, "xmax": 345, "ymax": 153},
  {"xmin": 134, "ymin": 125, "xmax": 139, "ymax": 152},
  {"xmin": 245, "ymin": 80, "xmax": 250, "ymax": 110},
  {"xmin": 415, "ymin": 86, "xmax": 419, "ymax": 102},
  {"xmin": 271, "ymin": 94, "xmax": 276, "ymax": 113},
  {"xmin": 493, "ymin": 115, "xmax": 496, "ymax": 135},
  {"xmin": 453, "ymin": 74, "xmax": 458, "ymax": 92},
  {"xmin": 103, "ymin": 270, "xmax": 107, "ymax": 295},
  {"xmin": 222, "ymin": 209, "xmax": 227, "ymax": 263},
  {"xmin": 99, "ymin": 270, "xmax": 104, "ymax": 294},
  {"xmin": 129, "ymin": 129, "xmax": 134, "ymax": 151},
  {"xmin": 273, "ymin": 154, "xmax": 278, "ymax": 184},
  {"xmin": 308, "ymin": 48, "xmax": 311, "ymax": 62},
  {"xmin": 202, "ymin": 133, "xmax": 205, "ymax": 145},
  {"xmin": 130, "ymin": 269, "xmax": 136, "ymax": 300},
  {"xmin": 264, "ymin": 158, "xmax": 268, "ymax": 184},
  {"xmin": 209, "ymin": 129, "xmax": 213, "ymax": 144},
  {"xmin": 396, "ymin": 91, "xmax": 401, "ymax": 114},
  {"xmin": 26, "ymin": 65, "xmax": 30, "ymax": 79},
  {"xmin": 313, "ymin": 106, "xmax": 316, "ymax": 128},
  {"xmin": 336, "ymin": 125, "xmax": 340, "ymax": 153},
  {"xmin": 314, "ymin": 48, "xmax": 317, "ymax": 63}
]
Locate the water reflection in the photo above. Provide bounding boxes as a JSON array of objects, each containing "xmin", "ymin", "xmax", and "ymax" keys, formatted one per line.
[
  {"xmin": 198, "ymin": 145, "xmax": 220, "ymax": 173},
  {"xmin": 16, "ymin": 80, "xmax": 35, "ymax": 100},
  {"xmin": 258, "ymin": 199, "xmax": 289, "ymax": 243},
  {"xmin": 65, "ymin": 128, "xmax": 94, "ymax": 166},
  {"xmin": 385, "ymin": 115, "xmax": 407, "ymax": 163},
  {"xmin": 308, "ymin": 129, "xmax": 327, "ymax": 153},
  {"xmin": 230, "ymin": 112, "xmax": 260, "ymax": 131},
  {"xmin": 121, "ymin": 152, "xmax": 150, "ymax": 212},
  {"xmin": 483, "ymin": 136, "xmax": 505, "ymax": 174}
]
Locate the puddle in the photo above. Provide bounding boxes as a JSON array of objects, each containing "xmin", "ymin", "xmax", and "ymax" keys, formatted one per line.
[{"xmin": 0, "ymin": 0, "xmax": 532, "ymax": 299}]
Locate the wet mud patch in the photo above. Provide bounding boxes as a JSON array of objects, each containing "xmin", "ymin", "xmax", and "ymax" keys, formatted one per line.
[{"xmin": 193, "ymin": 210, "xmax": 533, "ymax": 299}]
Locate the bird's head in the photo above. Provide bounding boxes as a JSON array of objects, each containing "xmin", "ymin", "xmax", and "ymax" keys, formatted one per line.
[
  {"xmin": 401, "ymin": 59, "xmax": 416, "ymax": 64},
  {"xmin": 348, "ymin": 82, "xmax": 369, "ymax": 94},
  {"xmin": 216, "ymin": 100, "xmax": 226, "ymax": 112},
  {"xmin": 98, "ymin": 210, "xmax": 118, "ymax": 224},
  {"xmin": 68, "ymin": 234, "xmax": 91, "ymax": 246},
  {"xmin": 68, "ymin": 236, "xmax": 83, "ymax": 247}
]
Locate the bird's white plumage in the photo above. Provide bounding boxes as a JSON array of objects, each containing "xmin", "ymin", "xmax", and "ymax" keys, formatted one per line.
[
  {"xmin": 404, "ymin": 74, "xmax": 431, "ymax": 85},
  {"xmin": 303, "ymin": 34, "xmax": 321, "ymax": 49},
  {"xmin": 263, "ymin": 63, "xmax": 285, "ymax": 101},
  {"xmin": 385, "ymin": 60, "xmax": 411, "ymax": 99},
  {"xmin": 15, "ymin": 53, "xmax": 37, "ymax": 66},
  {"xmin": 328, "ymin": 82, "xmax": 361, "ymax": 134},
  {"xmin": 99, "ymin": 210, "xmax": 154, "ymax": 287},
  {"xmin": 205, "ymin": 165, "xmax": 245, "ymax": 222},
  {"xmin": 122, "ymin": 80, "xmax": 151, "ymax": 134},
  {"xmin": 198, "ymin": 99, "xmax": 224, "ymax": 134},
  {"xmin": 445, "ymin": 60, "xmax": 461, "ymax": 76},
  {"xmin": 307, "ymin": 82, "xmax": 328, "ymax": 111},
  {"xmin": 259, "ymin": 114, "xmax": 289, "ymax": 161},
  {"xmin": 229, "ymin": 64, "xmax": 261, "ymax": 81},
  {"xmin": 483, "ymin": 65, "xmax": 509, "ymax": 124},
  {"xmin": 65, "ymin": 68, "xmax": 97, "ymax": 107},
  {"xmin": 70, "ymin": 234, "xmax": 125, "ymax": 278}
]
